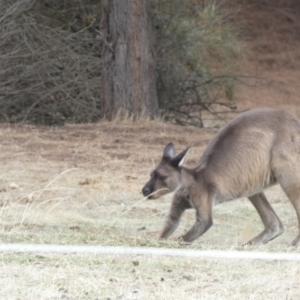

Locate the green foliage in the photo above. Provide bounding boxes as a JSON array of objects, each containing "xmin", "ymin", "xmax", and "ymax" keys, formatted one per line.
[{"xmin": 152, "ymin": 0, "xmax": 243, "ymax": 126}]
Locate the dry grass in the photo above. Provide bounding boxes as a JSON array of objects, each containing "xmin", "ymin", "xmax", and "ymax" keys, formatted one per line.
[
  {"xmin": 1, "ymin": 253, "xmax": 300, "ymax": 300},
  {"xmin": 0, "ymin": 121, "xmax": 300, "ymax": 299}
]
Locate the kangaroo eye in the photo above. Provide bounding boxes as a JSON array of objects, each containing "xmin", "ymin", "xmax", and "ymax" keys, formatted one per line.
[{"xmin": 158, "ymin": 175, "xmax": 167, "ymax": 181}]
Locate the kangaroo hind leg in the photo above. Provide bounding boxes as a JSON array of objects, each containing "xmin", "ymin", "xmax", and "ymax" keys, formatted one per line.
[
  {"xmin": 245, "ymin": 193, "xmax": 284, "ymax": 245},
  {"xmin": 278, "ymin": 178, "xmax": 300, "ymax": 247}
]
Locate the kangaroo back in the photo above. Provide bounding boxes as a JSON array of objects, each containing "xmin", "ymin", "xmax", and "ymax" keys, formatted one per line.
[{"xmin": 198, "ymin": 108, "xmax": 300, "ymax": 198}]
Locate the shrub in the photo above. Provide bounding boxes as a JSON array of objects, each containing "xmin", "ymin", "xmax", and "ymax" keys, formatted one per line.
[{"xmin": 152, "ymin": 0, "xmax": 242, "ymax": 126}]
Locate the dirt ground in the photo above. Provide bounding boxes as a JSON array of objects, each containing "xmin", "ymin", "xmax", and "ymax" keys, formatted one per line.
[
  {"xmin": 232, "ymin": 0, "xmax": 300, "ymax": 114},
  {"xmin": 1, "ymin": 1, "xmax": 300, "ymax": 299}
]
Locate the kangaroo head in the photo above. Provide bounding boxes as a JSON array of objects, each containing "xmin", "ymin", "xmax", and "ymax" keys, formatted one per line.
[{"xmin": 142, "ymin": 143, "xmax": 189, "ymax": 199}]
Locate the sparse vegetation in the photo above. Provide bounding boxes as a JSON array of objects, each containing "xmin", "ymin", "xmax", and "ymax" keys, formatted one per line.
[{"xmin": 0, "ymin": 122, "xmax": 300, "ymax": 299}]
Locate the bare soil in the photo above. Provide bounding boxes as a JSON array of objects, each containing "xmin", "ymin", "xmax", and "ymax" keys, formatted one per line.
[{"xmin": 231, "ymin": 0, "xmax": 300, "ymax": 114}]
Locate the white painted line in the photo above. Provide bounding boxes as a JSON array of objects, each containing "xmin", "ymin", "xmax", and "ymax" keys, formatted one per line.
[{"xmin": 0, "ymin": 244, "xmax": 300, "ymax": 261}]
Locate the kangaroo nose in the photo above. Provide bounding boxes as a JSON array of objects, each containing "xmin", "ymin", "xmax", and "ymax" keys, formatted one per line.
[{"xmin": 142, "ymin": 187, "xmax": 150, "ymax": 197}]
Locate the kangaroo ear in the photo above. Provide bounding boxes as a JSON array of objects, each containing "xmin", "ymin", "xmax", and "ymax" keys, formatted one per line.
[
  {"xmin": 163, "ymin": 143, "xmax": 176, "ymax": 160},
  {"xmin": 171, "ymin": 147, "xmax": 189, "ymax": 168}
]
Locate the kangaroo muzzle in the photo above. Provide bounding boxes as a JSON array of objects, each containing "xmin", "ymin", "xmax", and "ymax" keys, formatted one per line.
[{"xmin": 142, "ymin": 186, "xmax": 151, "ymax": 197}]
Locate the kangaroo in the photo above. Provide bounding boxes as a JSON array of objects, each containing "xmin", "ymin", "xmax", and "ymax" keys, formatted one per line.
[{"xmin": 142, "ymin": 108, "xmax": 300, "ymax": 246}]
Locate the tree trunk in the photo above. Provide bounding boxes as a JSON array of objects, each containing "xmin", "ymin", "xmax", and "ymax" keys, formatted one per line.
[{"xmin": 101, "ymin": 0, "xmax": 158, "ymax": 120}]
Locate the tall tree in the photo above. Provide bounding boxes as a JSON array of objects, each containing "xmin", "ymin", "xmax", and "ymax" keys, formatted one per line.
[{"xmin": 101, "ymin": 0, "xmax": 158, "ymax": 120}]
